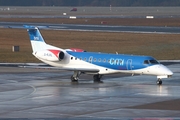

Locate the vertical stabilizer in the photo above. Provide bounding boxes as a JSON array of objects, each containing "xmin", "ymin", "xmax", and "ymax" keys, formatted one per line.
[{"xmin": 25, "ymin": 25, "xmax": 47, "ymax": 52}]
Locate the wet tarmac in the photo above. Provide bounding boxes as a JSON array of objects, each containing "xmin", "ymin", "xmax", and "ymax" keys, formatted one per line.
[{"xmin": 0, "ymin": 64, "xmax": 180, "ymax": 119}]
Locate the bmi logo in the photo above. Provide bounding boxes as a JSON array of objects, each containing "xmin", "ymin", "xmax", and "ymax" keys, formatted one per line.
[{"xmin": 34, "ymin": 37, "xmax": 39, "ymax": 41}]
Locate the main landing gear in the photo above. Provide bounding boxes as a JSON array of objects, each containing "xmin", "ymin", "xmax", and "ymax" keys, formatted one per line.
[
  {"xmin": 71, "ymin": 71, "xmax": 81, "ymax": 82},
  {"xmin": 156, "ymin": 78, "xmax": 162, "ymax": 85},
  {"xmin": 93, "ymin": 74, "xmax": 103, "ymax": 83},
  {"xmin": 70, "ymin": 71, "xmax": 103, "ymax": 83}
]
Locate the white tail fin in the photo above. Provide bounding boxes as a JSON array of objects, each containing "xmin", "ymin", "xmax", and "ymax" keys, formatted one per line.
[
  {"xmin": 25, "ymin": 25, "xmax": 61, "ymax": 53},
  {"xmin": 25, "ymin": 25, "xmax": 47, "ymax": 52}
]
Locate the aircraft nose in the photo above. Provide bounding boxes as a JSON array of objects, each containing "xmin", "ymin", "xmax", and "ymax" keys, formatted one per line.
[{"xmin": 159, "ymin": 64, "xmax": 173, "ymax": 76}]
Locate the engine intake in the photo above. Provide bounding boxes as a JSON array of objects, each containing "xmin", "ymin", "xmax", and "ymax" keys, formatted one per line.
[
  {"xmin": 35, "ymin": 50, "xmax": 66, "ymax": 62},
  {"xmin": 59, "ymin": 51, "xmax": 65, "ymax": 60}
]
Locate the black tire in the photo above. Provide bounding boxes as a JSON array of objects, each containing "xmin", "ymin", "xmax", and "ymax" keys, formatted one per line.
[
  {"xmin": 71, "ymin": 75, "xmax": 78, "ymax": 82},
  {"xmin": 159, "ymin": 80, "xmax": 162, "ymax": 85},
  {"xmin": 93, "ymin": 75, "xmax": 99, "ymax": 81},
  {"xmin": 157, "ymin": 79, "xmax": 162, "ymax": 85},
  {"xmin": 93, "ymin": 74, "xmax": 103, "ymax": 83}
]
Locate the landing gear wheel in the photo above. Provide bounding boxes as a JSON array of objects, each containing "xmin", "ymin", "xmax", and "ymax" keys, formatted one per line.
[
  {"xmin": 71, "ymin": 75, "xmax": 78, "ymax": 83},
  {"xmin": 157, "ymin": 79, "xmax": 162, "ymax": 85},
  {"xmin": 71, "ymin": 71, "xmax": 81, "ymax": 83},
  {"xmin": 93, "ymin": 74, "xmax": 103, "ymax": 83}
]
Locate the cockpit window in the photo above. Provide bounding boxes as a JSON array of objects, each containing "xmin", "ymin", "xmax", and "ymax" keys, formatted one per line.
[
  {"xmin": 144, "ymin": 60, "xmax": 149, "ymax": 64},
  {"xmin": 149, "ymin": 60, "xmax": 159, "ymax": 64},
  {"xmin": 144, "ymin": 59, "xmax": 159, "ymax": 64}
]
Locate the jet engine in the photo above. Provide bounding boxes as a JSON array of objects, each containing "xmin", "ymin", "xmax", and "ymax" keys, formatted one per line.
[{"xmin": 34, "ymin": 50, "xmax": 65, "ymax": 62}]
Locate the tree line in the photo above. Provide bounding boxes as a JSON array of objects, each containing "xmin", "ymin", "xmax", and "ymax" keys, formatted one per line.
[{"xmin": 0, "ymin": 0, "xmax": 180, "ymax": 6}]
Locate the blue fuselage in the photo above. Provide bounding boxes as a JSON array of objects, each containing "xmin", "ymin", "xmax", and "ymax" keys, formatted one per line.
[{"xmin": 67, "ymin": 51, "xmax": 158, "ymax": 71}]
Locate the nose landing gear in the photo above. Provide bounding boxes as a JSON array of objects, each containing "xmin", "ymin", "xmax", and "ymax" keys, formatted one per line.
[{"xmin": 156, "ymin": 78, "xmax": 162, "ymax": 85}]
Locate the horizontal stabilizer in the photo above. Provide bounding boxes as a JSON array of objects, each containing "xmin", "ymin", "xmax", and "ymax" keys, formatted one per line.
[
  {"xmin": 23, "ymin": 25, "xmax": 36, "ymax": 29},
  {"xmin": 23, "ymin": 25, "xmax": 49, "ymax": 29}
]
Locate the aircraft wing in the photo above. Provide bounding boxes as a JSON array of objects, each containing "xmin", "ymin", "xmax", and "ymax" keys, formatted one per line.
[
  {"xmin": 0, "ymin": 63, "xmax": 99, "ymax": 73},
  {"xmin": 20, "ymin": 65, "xmax": 99, "ymax": 73}
]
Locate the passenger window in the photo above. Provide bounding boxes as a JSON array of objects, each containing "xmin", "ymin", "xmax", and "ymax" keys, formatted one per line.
[
  {"xmin": 98, "ymin": 58, "xmax": 101, "ymax": 62},
  {"xmin": 84, "ymin": 58, "xmax": 87, "ymax": 61},
  {"xmin": 144, "ymin": 60, "xmax": 149, "ymax": 64},
  {"xmin": 89, "ymin": 58, "xmax": 92, "ymax": 62},
  {"xmin": 103, "ymin": 59, "xmax": 106, "ymax": 63},
  {"xmin": 94, "ymin": 58, "xmax": 96, "ymax": 62}
]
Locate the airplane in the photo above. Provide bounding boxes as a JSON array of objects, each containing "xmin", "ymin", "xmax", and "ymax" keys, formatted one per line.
[{"xmin": 24, "ymin": 25, "xmax": 173, "ymax": 85}]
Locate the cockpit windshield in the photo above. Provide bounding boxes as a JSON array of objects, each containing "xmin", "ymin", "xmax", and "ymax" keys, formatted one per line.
[
  {"xmin": 149, "ymin": 60, "xmax": 159, "ymax": 64},
  {"xmin": 144, "ymin": 59, "xmax": 159, "ymax": 64}
]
